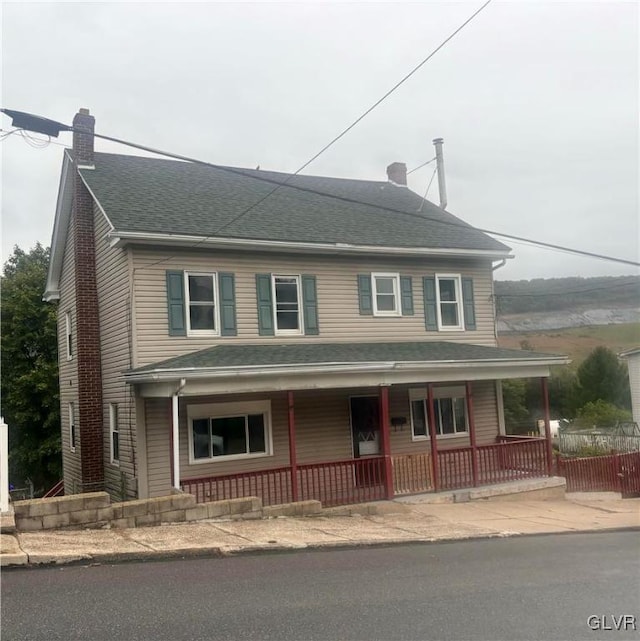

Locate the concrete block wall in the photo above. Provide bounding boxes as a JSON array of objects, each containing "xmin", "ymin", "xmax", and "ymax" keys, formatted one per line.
[{"xmin": 13, "ymin": 493, "xmax": 323, "ymax": 531}]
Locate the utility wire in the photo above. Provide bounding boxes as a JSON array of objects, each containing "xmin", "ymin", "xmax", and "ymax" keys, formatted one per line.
[
  {"xmin": 3, "ymin": 112, "xmax": 638, "ymax": 269},
  {"xmin": 408, "ymin": 157, "xmax": 437, "ymax": 175}
]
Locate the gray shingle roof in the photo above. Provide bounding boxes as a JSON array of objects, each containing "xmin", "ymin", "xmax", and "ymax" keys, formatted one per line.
[
  {"xmin": 129, "ymin": 341, "xmax": 563, "ymax": 374},
  {"xmin": 80, "ymin": 153, "xmax": 509, "ymax": 252}
]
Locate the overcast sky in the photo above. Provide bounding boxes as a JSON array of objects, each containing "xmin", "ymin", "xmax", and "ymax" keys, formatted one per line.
[{"xmin": 1, "ymin": 1, "xmax": 638, "ymax": 281}]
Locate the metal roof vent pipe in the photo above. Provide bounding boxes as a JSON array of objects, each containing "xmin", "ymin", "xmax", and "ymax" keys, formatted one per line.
[{"xmin": 433, "ymin": 137, "xmax": 447, "ymax": 210}]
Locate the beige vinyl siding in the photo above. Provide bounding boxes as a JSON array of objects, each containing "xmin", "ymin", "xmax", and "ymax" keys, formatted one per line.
[
  {"xmin": 131, "ymin": 248, "xmax": 497, "ymax": 367},
  {"xmin": 94, "ymin": 206, "xmax": 137, "ymax": 499},
  {"xmin": 145, "ymin": 398, "xmax": 172, "ymax": 497},
  {"xmin": 57, "ymin": 214, "xmax": 82, "ymax": 493}
]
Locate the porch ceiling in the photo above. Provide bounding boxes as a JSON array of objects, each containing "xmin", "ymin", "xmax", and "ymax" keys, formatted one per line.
[{"xmin": 125, "ymin": 341, "xmax": 569, "ymax": 397}]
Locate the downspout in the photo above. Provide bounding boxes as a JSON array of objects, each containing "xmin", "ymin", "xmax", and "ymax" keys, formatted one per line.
[
  {"xmin": 491, "ymin": 259, "xmax": 507, "ymax": 342},
  {"xmin": 172, "ymin": 378, "xmax": 186, "ymax": 491}
]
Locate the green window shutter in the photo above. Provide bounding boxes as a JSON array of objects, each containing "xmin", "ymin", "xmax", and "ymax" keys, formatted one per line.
[
  {"xmin": 301, "ymin": 274, "xmax": 319, "ymax": 335},
  {"xmin": 423, "ymin": 276, "xmax": 438, "ymax": 331},
  {"xmin": 255, "ymin": 274, "xmax": 274, "ymax": 336},
  {"xmin": 400, "ymin": 275, "xmax": 414, "ymax": 316},
  {"xmin": 166, "ymin": 270, "xmax": 186, "ymax": 336},
  {"xmin": 462, "ymin": 277, "xmax": 476, "ymax": 330},
  {"xmin": 357, "ymin": 274, "xmax": 373, "ymax": 315},
  {"xmin": 218, "ymin": 273, "xmax": 237, "ymax": 336}
]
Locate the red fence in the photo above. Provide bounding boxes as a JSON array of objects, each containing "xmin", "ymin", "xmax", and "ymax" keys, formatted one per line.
[
  {"xmin": 392, "ymin": 453, "xmax": 433, "ymax": 495},
  {"xmin": 556, "ymin": 451, "xmax": 640, "ymax": 496}
]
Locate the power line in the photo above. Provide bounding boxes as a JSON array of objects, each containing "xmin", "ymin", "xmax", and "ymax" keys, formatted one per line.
[
  {"xmin": 407, "ymin": 157, "xmax": 437, "ymax": 175},
  {"xmin": 5, "ymin": 113, "xmax": 639, "ymax": 269}
]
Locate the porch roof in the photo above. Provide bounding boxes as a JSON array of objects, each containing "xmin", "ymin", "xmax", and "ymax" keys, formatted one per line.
[{"xmin": 125, "ymin": 341, "xmax": 569, "ymax": 396}]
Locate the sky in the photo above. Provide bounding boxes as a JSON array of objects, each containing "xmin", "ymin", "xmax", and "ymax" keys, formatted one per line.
[{"xmin": 1, "ymin": 0, "xmax": 638, "ymax": 281}]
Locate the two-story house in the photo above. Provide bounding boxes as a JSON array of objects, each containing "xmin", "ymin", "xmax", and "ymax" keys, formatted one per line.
[{"xmin": 45, "ymin": 109, "xmax": 567, "ymax": 505}]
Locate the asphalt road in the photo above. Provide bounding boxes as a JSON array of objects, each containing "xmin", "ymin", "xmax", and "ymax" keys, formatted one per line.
[{"xmin": 2, "ymin": 532, "xmax": 639, "ymax": 641}]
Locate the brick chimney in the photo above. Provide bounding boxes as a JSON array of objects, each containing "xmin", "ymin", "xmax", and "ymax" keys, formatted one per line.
[
  {"xmin": 386, "ymin": 162, "xmax": 407, "ymax": 186},
  {"xmin": 71, "ymin": 108, "xmax": 104, "ymax": 492}
]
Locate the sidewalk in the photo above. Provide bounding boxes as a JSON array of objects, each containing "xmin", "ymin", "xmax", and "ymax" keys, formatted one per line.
[{"xmin": 2, "ymin": 494, "xmax": 638, "ymax": 568}]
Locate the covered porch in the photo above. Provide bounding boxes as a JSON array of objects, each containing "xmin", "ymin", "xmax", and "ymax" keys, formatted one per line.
[{"xmin": 125, "ymin": 341, "xmax": 567, "ymax": 506}]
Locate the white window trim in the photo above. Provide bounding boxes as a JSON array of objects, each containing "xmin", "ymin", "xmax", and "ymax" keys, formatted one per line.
[
  {"xmin": 271, "ymin": 274, "xmax": 303, "ymax": 336},
  {"xmin": 185, "ymin": 272, "xmax": 220, "ymax": 337},
  {"xmin": 65, "ymin": 311, "xmax": 72, "ymax": 360},
  {"xmin": 109, "ymin": 403, "xmax": 119, "ymax": 465},
  {"xmin": 372, "ymin": 272, "xmax": 401, "ymax": 317},
  {"xmin": 409, "ymin": 386, "xmax": 469, "ymax": 440},
  {"xmin": 187, "ymin": 400, "xmax": 273, "ymax": 465},
  {"xmin": 69, "ymin": 402, "xmax": 76, "ymax": 452},
  {"xmin": 435, "ymin": 273, "xmax": 464, "ymax": 331}
]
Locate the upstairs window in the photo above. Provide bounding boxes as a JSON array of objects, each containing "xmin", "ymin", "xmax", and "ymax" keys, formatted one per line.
[
  {"xmin": 436, "ymin": 275, "xmax": 463, "ymax": 330},
  {"xmin": 272, "ymin": 275, "xmax": 301, "ymax": 334},
  {"xmin": 186, "ymin": 273, "xmax": 218, "ymax": 335},
  {"xmin": 372, "ymin": 273, "xmax": 400, "ymax": 316}
]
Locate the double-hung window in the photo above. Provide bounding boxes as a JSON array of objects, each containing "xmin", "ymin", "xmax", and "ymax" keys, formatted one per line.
[
  {"xmin": 186, "ymin": 273, "xmax": 218, "ymax": 335},
  {"xmin": 410, "ymin": 386, "xmax": 468, "ymax": 440},
  {"xmin": 109, "ymin": 404, "xmax": 119, "ymax": 465},
  {"xmin": 372, "ymin": 273, "xmax": 400, "ymax": 316},
  {"xmin": 435, "ymin": 275, "xmax": 463, "ymax": 330},
  {"xmin": 189, "ymin": 401, "xmax": 272, "ymax": 463},
  {"xmin": 272, "ymin": 275, "xmax": 301, "ymax": 334}
]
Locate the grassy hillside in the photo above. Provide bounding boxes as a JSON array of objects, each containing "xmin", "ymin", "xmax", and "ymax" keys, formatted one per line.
[
  {"xmin": 495, "ymin": 275, "xmax": 640, "ymax": 315},
  {"xmin": 497, "ymin": 322, "xmax": 640, "ymax": 365}
]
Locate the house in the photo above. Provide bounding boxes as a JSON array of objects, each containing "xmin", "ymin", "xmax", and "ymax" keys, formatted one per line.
[
  {"xmin": 45, "ymin": 108, "xmax": 568, "ymax": 506},
  {"xmin": 619, "ymin": 347, "xmax": 640, "ymax": 427}
]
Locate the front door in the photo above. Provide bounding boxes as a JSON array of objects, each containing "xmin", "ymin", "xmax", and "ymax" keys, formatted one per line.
[{"xmin": 350, "ymin": 396, "xmax": 380, "ymax": 458}]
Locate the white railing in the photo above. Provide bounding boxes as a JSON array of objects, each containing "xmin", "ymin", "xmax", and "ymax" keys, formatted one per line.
[{"xmin": 1, "ymin": 417, "xmax": 9, "ymax": 513}]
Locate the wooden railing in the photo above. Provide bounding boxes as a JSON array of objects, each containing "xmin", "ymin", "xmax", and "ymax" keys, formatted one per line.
[
  {"xmin": 181, "ymin": 466, "xmax": 292, "ymax": 506},
  {"xmin": 392, "ymin": 453, "xmax": 433, "ymax": 495},
  {"xmin": 298, "ymin": 457, "xmax": 385, "ymax": 507},
  {"xmin": 438, "ymin": 438, "xmax": 548, "ymax": 490}
]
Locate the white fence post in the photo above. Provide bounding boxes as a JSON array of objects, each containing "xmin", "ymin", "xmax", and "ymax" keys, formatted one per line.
[{"xmin": 0, "ymin": 417, "xmax": 9, "ymax": 513}]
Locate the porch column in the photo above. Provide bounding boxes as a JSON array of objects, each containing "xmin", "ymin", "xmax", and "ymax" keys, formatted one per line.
[
  {"xmin": 287, "ymin": 391, "xmax": 299, "ymax": 502},
  {"xmin": 171, "ymin": 393, "xmax": 180, "ymax": 491},
  {"xmin": 541, "ymin": 377, "xmax": 553, "ymax": 476},
  {"xmin": 466, "ymin": 381, "xmax": 479, "ymax": 487},
  {"xmin": 426, "ymin": 384, "xmax": 440, "ymax": 492},
  {"xmin": 379, "ymin": 385, "xmax": 394, "ymax": 500}
]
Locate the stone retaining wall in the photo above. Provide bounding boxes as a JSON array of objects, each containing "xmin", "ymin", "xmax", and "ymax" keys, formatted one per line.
[{"xmin": 13, "ymin": 492, "xmax": 322, "ymax": 531}]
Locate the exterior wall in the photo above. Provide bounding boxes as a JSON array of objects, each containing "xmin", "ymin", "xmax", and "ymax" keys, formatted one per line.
[
  {"xmin": 624, "ymin": 352, "xmax": 640, "ymax": 426},
  {"xmin": 145, "ymin": 383, "xmax": 501, "ymax": 497},
  {"xmin": 130, "ymin": 247, "xmax": 497, "ymax": 368},
  {"xmin": 93, "ymin": 206, "xmax": 137, "ymax": 500},
  {"xmin": 58, "ymin": 216, "xmax": 81, "ymax": 494}
]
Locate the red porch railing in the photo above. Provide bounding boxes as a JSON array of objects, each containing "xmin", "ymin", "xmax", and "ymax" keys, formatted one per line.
[
  {"xmin": 298, "ymin": 457, "xmax": 385, "ymax": 507},
  {"xmin": 181, "ymin": 438, "xmax": 551, "ymax": 506},
  {"xmin": 181, "ymin": 466, "xmax": 292, "ymax": 506},
  {"xmin": 438, "ymin": 438, "xmax": 548, "ymax": 490}
]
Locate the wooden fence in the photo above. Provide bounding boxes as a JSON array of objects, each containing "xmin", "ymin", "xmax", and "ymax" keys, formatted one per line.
[{"xmin": 556, "ymin": 451, "xmax": 640, "ymax": 496}]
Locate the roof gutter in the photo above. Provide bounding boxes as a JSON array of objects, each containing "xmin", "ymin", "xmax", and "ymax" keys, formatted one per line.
[
  {"xmin": 124, "ymin": 356, "xmax": 570, "ymax": 385},
  {"xmin": 109, "ymin": 230, "xmax": 513, "ymax": 261}
]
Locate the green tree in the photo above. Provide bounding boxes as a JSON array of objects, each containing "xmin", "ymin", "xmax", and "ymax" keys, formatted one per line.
[
  {"xmin": 1, "ymin": 245, "xmax": 61, "ymax": 491},
  {"xmin": 501, "ymin": 379, "xmax": 532, "ymax": 433},
  {"xmin": 576, "ymin": 346, "xmax": 631, "ymax": 409},
  {"xmin": 572, "ymin": 400, "xmax": 632, "ymax": 429}
]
